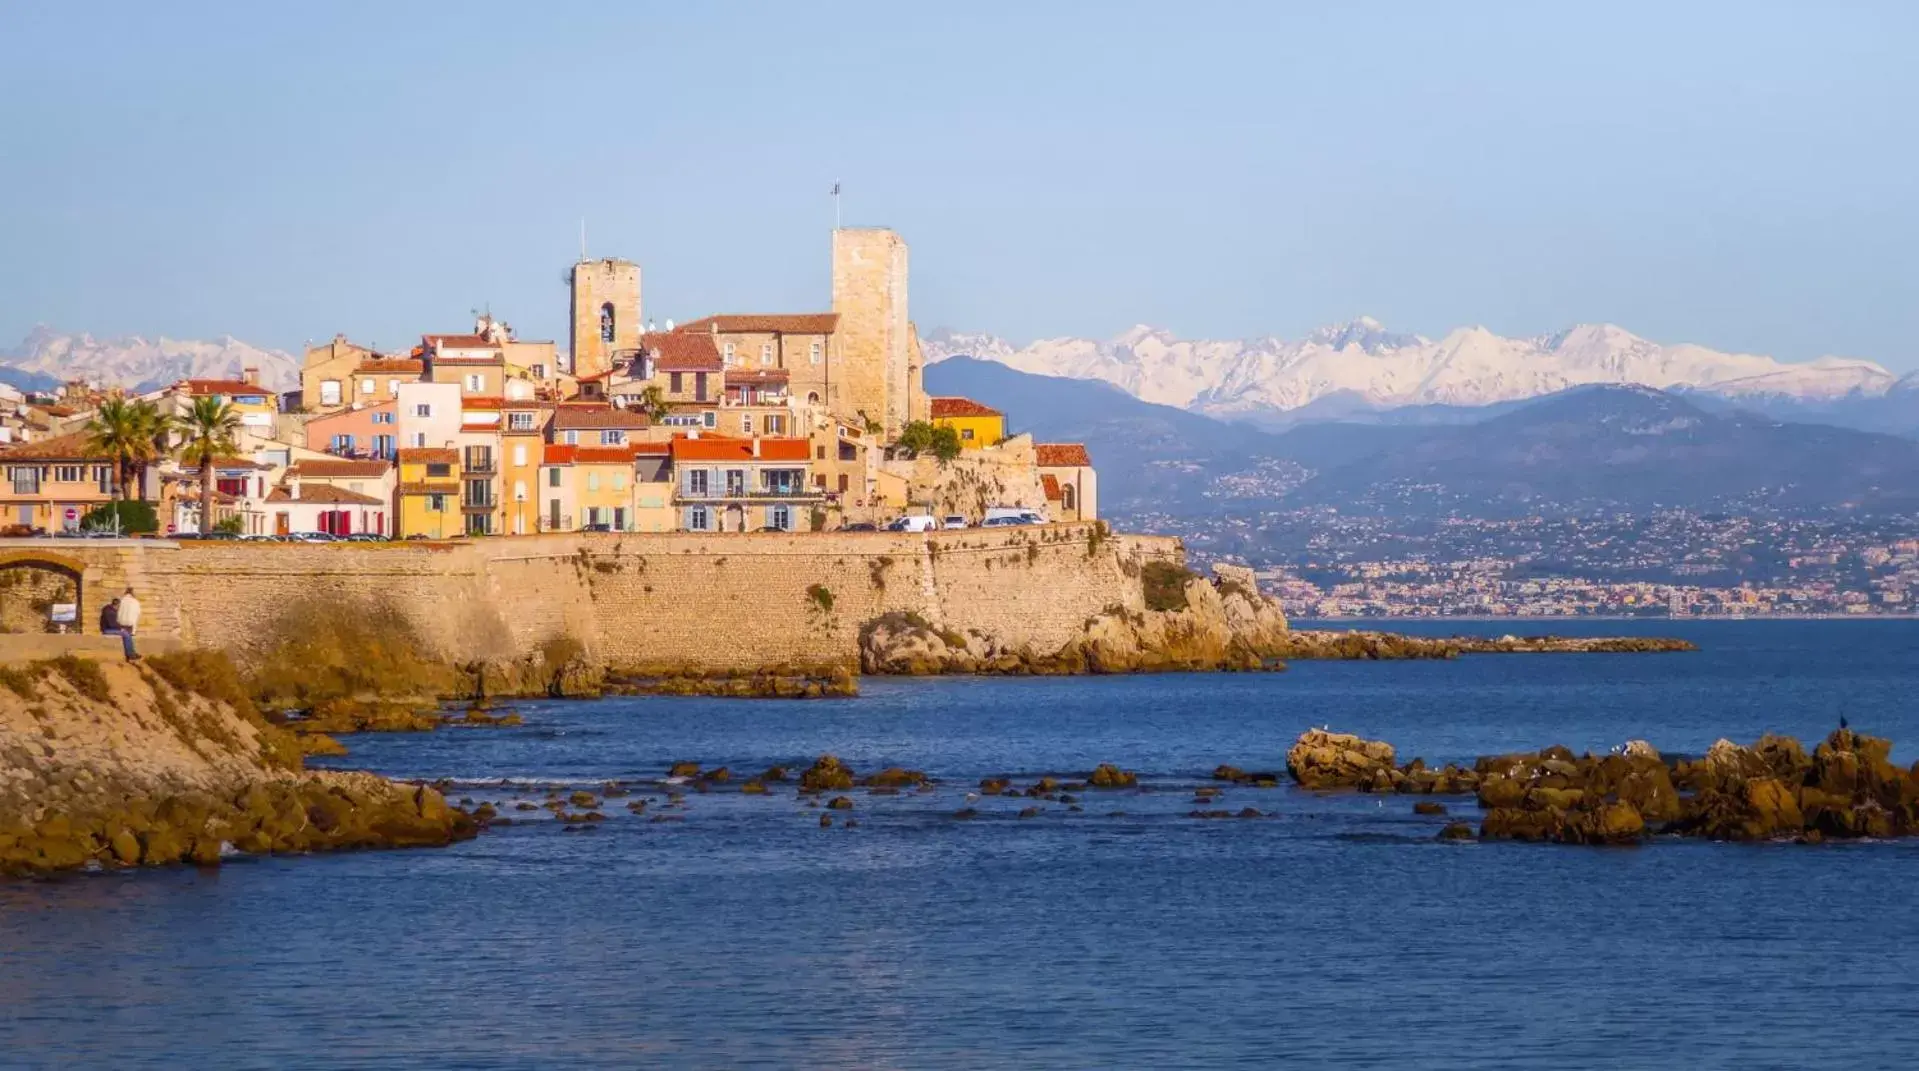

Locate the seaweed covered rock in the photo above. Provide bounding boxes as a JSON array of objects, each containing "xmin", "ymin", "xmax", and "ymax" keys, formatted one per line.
[
  {"xmin": 1087, "ymin": 763, "xmax": 1137, "ymax": 789},
  {"xmin": 1287, "ymin": 729, "xmax": 1397, "ymax": 789},
  {"xmin": 800, "ymin": 754, "xmax": 856, "ymax": 793}
]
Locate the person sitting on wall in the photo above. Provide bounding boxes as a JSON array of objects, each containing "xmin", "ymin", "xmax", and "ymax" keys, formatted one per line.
[
  {"xmin": 114, "ymin": 586, "xmax": 142, "ymax": 662},
  {"xmin": 98, "ymin": 595, "xmax": 118, "ymax": 637}
]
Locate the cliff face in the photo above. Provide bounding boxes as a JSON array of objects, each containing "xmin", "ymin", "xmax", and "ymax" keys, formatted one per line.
[
  {"xmin": 861, "ymin": 563, "xmax": 1291, "ymax": 675},
  {"xmin": 0, "ymin": 655, "xmax": 474, "ymax": 875}
]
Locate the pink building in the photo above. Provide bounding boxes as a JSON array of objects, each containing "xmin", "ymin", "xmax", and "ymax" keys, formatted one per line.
[{"xmin": 304, "ymin": 399, "xmax": 398, "ymax": 460}]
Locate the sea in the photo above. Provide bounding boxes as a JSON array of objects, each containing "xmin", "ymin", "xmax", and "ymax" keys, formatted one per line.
[{"xmin": 4, "ymin": 620, "xmax": 1918, "ymax": 1069}]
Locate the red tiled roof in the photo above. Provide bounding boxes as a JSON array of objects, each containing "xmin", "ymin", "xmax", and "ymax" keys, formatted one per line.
[
  {"xmin": 397, "ymin": 448, "xmax": 458, "ymax": 465},
  {"xmin": 669, "ymin": 436, "xmax": 811, "ymax": 462},
  {"xmin": 632, "ymin": 442, "xmax": 670, "ymax": 456},
  {"xmin": 354, "ymin": 359, "xmax": 423, "ymax": 374},
  {"xmin": 552, "ymin": 406, "xmax": 650, "ymax": 430},
  {"xmin": 640, "ymin": 332, "xmax": 723, "ymax": 371},
  {"xmin": 398, "ymin": 481, "xmax": 460, "ymax": 495},
  {"xmin": 287, "ymin": 459, "xmax": 391, "ymax": 479},
  {"xmin": 1041, "ymin": 474, "xmax": 1063, "ymax": 502},
  {"xmin": 461, "ymin": 396, "xmax": 506, "ymax": 409},
  {"xmin": 930, "ymin": 396, "xmax": 1001, "ymax": 419},
  {"xmin": 183, "ymin": 379, "xmax": 270, "ymax": 397},
  {"xmin": 266, "ymin": 483, "xmax": 385, "ymax": 506},
  {"xmin": 1035, "ymin": 443, "xmax": 1092, "ymax": 467},
  {"xmin": 0, "ymin": 431, "xmax": 109, "ymax": 461},
  {"xmin": 423, "ymin": 334, "xmax": 492, "ymax": 349},
  {"xmin": 545, "ymin": 443, "xmax": 638, "ymax": 465},
  {"xmin": 727, "ymin": 369, "xmax": 790, "ymax": 384},
  {"xmin": 675, "ymin": 314, "xmax": 838, "ymax": 335}
]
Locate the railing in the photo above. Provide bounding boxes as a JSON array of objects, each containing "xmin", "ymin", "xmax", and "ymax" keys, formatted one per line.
[
  {"xmin": 463, "ymin": 451, "xmax": 497, "ymax": 474},
  {"xmin": 674, "ymin": 487, "xmax": 823, "ymax": 502},
  {"xmin": 462, "ymin": 494, "xmax": 496, "ymax": 511}
]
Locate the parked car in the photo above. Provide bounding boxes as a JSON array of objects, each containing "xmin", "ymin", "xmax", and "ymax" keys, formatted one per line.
[
  {"xmin": 580, "ymin": 522, "xmax": 615, "ymax": 533},
  {"xmin": 985, "ymin": 506, "xmax": 1048, "ymax": 525},
  {"xmin": 287, "ymin": 532, "xmax": 338, "ymax": 543},
  {"xmin": 886, "ymin": 514, "xmax": 940, "ymax": 533},
  {"xmin": 981, "ymin": 516, "xmax": 1025, "ymax": 527},
  {"xmin": 241, "ymin": 533, "xmax": 284, "ymax": 542},
  {"xmin": 942, "ymin": 515, "xmax": 969, "ymax": 529},
  {"xmin": 0, "ymin": 523, "xmax": 42, "ymax": 538},
  {"xmin": 342, "ymin": 533, "xmax": 388, "ymax": 543},
  {"xmin": 841, "ymin": 522, "xmax": 878, "ymax": 532}
]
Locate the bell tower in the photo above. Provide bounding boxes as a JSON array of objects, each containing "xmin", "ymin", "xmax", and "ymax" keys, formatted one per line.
[{"xmin": 569, "ymin": 258, "xmax": 641, "ymax": 380}]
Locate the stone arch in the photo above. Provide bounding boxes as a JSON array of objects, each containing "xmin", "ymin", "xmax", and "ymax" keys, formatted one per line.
[{"xmin": 0, "ymin": 549, "xmax": 91, "ymax": 635}]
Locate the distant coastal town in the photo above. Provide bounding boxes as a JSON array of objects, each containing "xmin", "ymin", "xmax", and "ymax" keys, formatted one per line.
[{"xmin": 0, "ymin": 229, "xmax": 1096, "ymax": 557}]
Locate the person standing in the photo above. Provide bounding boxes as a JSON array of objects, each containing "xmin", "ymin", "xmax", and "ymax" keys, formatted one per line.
[{"xmin": 114, "ymin": 586, "xmax": 142, "ymax": 662}]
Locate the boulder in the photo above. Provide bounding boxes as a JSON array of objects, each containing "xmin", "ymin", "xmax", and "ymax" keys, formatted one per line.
[
  {"xmin": 863, "ymin": 767, "xmax": 927, "ymax": 788},
  {"xmin": 800, "ymin": 755, "xmax": 855, "ymax": 792},
  {"xmin": 1413, "ymin": 801, "xmax": 1448, "ymax": 816},
  {"xmin": 1436, "ymin": 822, "xmax": 1475, "ymax": 841},
  {"xmin": 1088, "ymin": 764, "xmax": 1137, "ymax": 789},
  {"xmin": 1286, "ymin": 729, "xmax": 1397, "ymax": 789}
]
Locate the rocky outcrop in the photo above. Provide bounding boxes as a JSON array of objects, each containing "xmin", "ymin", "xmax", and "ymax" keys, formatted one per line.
[
  {"xmin": 860, "ymin": 566, "xmax": 1292, "ymax": 676},
  {"xmin": 602, "ymin": 664, "xmax": 857, "ymax": 699},
  {"xmin": 1, "ymin": 654, "xmax": 476, "ymax": 875},
  {"xmin": 1286, "ymin": 729, "xmax": 1397, "ymax": 789},
  {"xmin": 1277, "ymin": 631, "xmax": 1696, "ymax": 660}
]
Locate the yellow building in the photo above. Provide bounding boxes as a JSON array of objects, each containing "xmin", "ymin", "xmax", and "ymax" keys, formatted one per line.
[
  {"xmin": 174, "ymin": 371, "xmax": 279, "ymax": 435},
  {"xmin": 396, "ymin": 447, "xmax": 460, "ymax": 539},
  {"xmin": 540, "ymin": 442, "xmax": 636, "ymax": 531},
  {"xmin": 0, "ymin": 431, "xmax": 116, "ymax": 533},
  {"xmin": 500, "ymin": 401, "xmax": 552, "ymax": 536},
  {"xmin": 930, "ymin": 396, "xmax": 1005, "ymax": 449}
]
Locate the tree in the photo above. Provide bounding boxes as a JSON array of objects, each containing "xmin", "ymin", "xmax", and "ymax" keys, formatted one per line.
[
  {"xmin": 638, "ymin": 384, "xmax": 669, "ymax": 422},
  {"xmin": 84, "ymin": 395, "xmax": 170, "ymax": 500},
  {"xmin": 895, "ymin": 420, "xmax": 962, "ymax": 463},
  {"xmin": 176, "ymin": 396, "xmax": 241, "ymax": 534}
]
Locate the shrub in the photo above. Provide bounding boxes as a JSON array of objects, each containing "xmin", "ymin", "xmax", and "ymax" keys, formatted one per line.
[
  {"xmin": 1141, "ymin": 561, "xmax": 1197, "ymax": 612},
  {"xmin": 248, "ymin": 599, "xmax": 460, "ymax": 709},
  {"xmin": 81, "ymin": 499, "xmax": 159, "ymax": 534},
  {"xmin": 806, "ymin": 584, "xmax": 835, "ymax": 614},
  {"xmin": 145, "ymin": 648, "xmax": 258, "ymax": 718},
  {"xmin": 45, "ymin": 654, "xmax": 112, "ymax": 702},
  {"xmin": 0, "ymin": 664, "xmax": 36, "ymax": 698},
  {"xmin": 212, "ymin": 515, "xmax": 245, "ymax": 535}
]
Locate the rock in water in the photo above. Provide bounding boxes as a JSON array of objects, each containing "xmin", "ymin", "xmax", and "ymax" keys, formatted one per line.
[
  {"xmin": 1088, "ymin": 763, "xmax": 1137, "ymax": 789},
  {"xmin": 1286, "ymin": 729, "xmax": 1397, "ymax": 789},
  {"xmin": 800, "ymin": 754, "xmax": 856, "ymax": 792}
]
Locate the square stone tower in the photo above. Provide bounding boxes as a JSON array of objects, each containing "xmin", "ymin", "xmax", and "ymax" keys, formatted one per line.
[
  {"xmin": 831, "ymin": 228, "xmax": 917, "ymax": 440},
  {"xmin": 569, "ymin": 258, "xmax": 641, "ymax": 380}
]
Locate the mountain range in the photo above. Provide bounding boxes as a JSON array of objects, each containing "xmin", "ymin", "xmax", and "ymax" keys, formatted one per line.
[
  {"xmin": 0, "ymin": 326, "xmax": 300, "ymax": 393},
  {"xmin": 921, "ymin": 319, "xmax": 1918, "ymax": 433}
]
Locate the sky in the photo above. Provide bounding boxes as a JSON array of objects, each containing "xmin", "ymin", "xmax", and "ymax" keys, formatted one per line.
[{"xmin": 2, "ymin": 1, "xmax": 1916, "ymax": 368}]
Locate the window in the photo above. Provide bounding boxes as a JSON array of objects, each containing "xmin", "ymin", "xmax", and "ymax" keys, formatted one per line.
[
  {"xmin": 507, "ymin": 411, "xmax": 535, "ymax": 431},
  {"xmin": 587, "ymin": 472, "xmax": 600, "ymax": 492},
  {"xmin": 760, "ymin": 342, "xmax": 773, "ymax": 366},
  {"xmin": 741, "ymin": 414, "xmax": 754, "ymax": 435},
  {"xmin": 838, "ymin": 473, "xmax": 850, "ymax": 493},
  {"xmin": 374, "ymin": 434, "xmax": 395, "ymax": 458},
  {"xmin": 548, "ymin": 468, "xmax": 562, "ymax": 488},
  {"xmin": 807, "ymin": 391, "xmax": 820, "ymax": 405},
  {"xmin": 694, "ymin": 372, "xmax": 708, "ymax": 401},
  {"xmin": 372, "ymin": 410, "xmax": 394, "ymax": 425},
  {"xmin": 426, "ymin": 463, "xmax": 450, "ymax": 479},
  {"xmin": 427, "ymin": 493, "xmax": 447, "ymax": 511},
  {"xmin": 548, "ymin": 499, "xmax": 562, "ymax": 530},
  {"xmin": 513, "ymin": 444, "xmax": 527, "ymax": 467},
  {"xmin": 614, "ymin": 507, "xmax": 626, "ymax": 531},
  {"xmin": 962, "ymin": 428, "xmax": 975, "ymax": 440},
  {"xmin": 330, "ymin": 434, "xmax": 354, "ymax": 454},
  {"xmin": 1063, "ymin": 485, "xmax": 1077, "ymax": 512},
  {"xmin": 600, "ymin": 302, "xmax": 615, "ymax": 344},
  {"xmin": 53, "ymin": 465, "xmax": 84, "ymax": 483},
  {"xmin": 688, "ymin": 505, "xmax": 710, "ymax": 531},
  {"xmin": 725, "ymin": 469, "xmax": 745, "ymax": 496},
  {"xmin": 722, "ymin": 342, "xmax": 735, "ymax": 365},
  {"xmin": 770, "ymin": 504, "xmax": 791, "ymax": 531},
  {"xmin": 701, "ymin": 410, "xmax": 716, "ymax": 429},
  {"xmin": 809, "ymin": 341, "xmax": 822, "ymax": 365},
  {"xmin": 9, "ymin": 467, "xmax": 39, "ymax": 495},
  {"xmin": 414, "ymin": 403, "xmax": 433, "ymax": 417},
  {"xmin": 563, "ymin": 430, "xmax": 579, "ymax": 445},
  {"xmin": 686, "ymin": 469, "xmax": 709, "ymax": 496},
  {"xmin": 360, "ymin": 378, "xmax": 375, "ymax": 395},
  {"xmin": 388, "ymin": 379, "xmax": 401, "ymax": 396},
  {"xmin": 766, "ymin": 415, "xmax": 785, "ymax": 436},
  {"xmin": 97, "ymin": 466, "xmax": 113, "ymax": 494},
  {"xmin": 600, "ymin": 430, "xmax": 625, "ymax": 445},
  {"xmin": 514, "ymin": 479, "xmax": 527, "ymax": 502},
  {"xmin": 410, "ymin": 433, "xmax": 427, "ymax": 448},
  {"xmin": 464, "ymin": 374, "xmax": 484, "ymax": 393},
  {"xmin": 670, "ymin": 372, "xmax": 683, "ymax": 394},
  {"xmin": 613, "ymin": 472, "xmax": 626, "ymax": 491}
]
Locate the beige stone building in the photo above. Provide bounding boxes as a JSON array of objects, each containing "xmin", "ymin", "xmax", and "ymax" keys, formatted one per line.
[
  {"xmin": 831, "ymin": 228, "xmax": 926, "ymax": 438},
  {"xmin": 1036, "ymin": 443, "xmax": 1097, "ymax": 522},
  {"xmin": 569, "ymin": 258, "xmax": 641, "ymax": 381}
]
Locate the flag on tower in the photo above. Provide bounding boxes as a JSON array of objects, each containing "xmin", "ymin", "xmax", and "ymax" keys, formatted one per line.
[{"xmin": 829, "ymin": 182, "xmax": 840, "ymax": 196}]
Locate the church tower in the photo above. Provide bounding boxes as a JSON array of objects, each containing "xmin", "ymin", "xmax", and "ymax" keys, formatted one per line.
[
  {"xmin": 569, "ymin": 258, "xmax": 641, "ymax": 380},
  {"xmin": 831, "ymin": 228, "xmax": 915, "ymax": 440}
]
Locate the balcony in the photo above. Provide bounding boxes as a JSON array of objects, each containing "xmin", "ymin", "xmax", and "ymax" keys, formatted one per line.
[
  {"xmin": 675, "ymin": 486, "xmax": 822, "ymax": 503},
  {"xmin": 463, "ymin": 449, "xmax": 497, "ymax": 474}
]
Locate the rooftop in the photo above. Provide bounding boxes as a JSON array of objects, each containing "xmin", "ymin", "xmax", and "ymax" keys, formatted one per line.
[
  {"xmin": 1035, "ymin": 443, "xmax": 1092, "ymax": 467},
  {"xmin": 397, "ymin": 447, "xmax": 458, "ymax": 465},
  {"xmin": 674, "ymin": 313, "xmax": 839, "ymax": 336},
  {"xmin": 641, "ymin": 332, "xmax": 723, "ymax": 372},
  {"xmin": 931, "ymin": 396, "xmax": 1001, "ymax": 419},
  {"xmin": 287, "ymin": 459, "xmax": 392, "ymax": 479},
  {"xmin": 552, "ymin": 406, "xmax": 651, "ymax": 431},
  {"xmin": 668, "ymin": 436, "xmax": 811, "ymax": 463},
  {"xmin": 266, "ymin": 483, "xmax": 385, "ymax": 506},
  {"xmin": 0, "ymin": 431, "xmax": 109, "ymax": 462}
]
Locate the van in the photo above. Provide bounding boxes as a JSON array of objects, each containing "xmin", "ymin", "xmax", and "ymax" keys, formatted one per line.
[
  {"xmin": 942, "ymin": 515, "xmax": 968, "ymax": 529},
  {"xmin": 887, "ymin": 514, "xmax": 940, "ymax": 533}
]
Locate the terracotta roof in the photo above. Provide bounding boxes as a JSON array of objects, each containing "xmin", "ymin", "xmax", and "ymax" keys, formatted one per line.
[
  {"xmin": 461, "ymin": 396, "xmax": 506, "ymax": 409},
  {"xmin": 931, "ymin": 396, "xmax": 1001, "ymax": 419},
  {"xmin": 287, "ymin": 459, "xmax": 391, "ymax": 479},
  {"xmin": 266, "ymin": 483, "xmax": 385, "ymax": 506},
  {"xmin": 397, "ymin": 448, "xmax": 458, "ymax": 465},
  {"xmin": 640, "ymin": 332, "xmax": 723, "ymax": 372},
  {"xmin": 544, "ymin": 444, "xmax": 637, "ymax": 465},
  {"xmin": 552, "ymin": 406, "xmax": 650, "ymax": 431},
  {"xmin": 675, "ymin": 314, "xmax": 839, "ymax": 335},
  {"xmin": 632, "ymin": 442, "xmax": 671, "ymax": 456},
  {"xmin": 183, "ymin": 379, "xmax": 271, "ymax": 397},
  {"xmin": 1042, "ymin": 474, "xmax": 1063, "ymax": 501},
  {"xmin": 727, "ymin": 369, "xmax": 790, "ymax": 384},
  {"xmin": 354, "ymin": 359, "xmax": 423, "ymax": 374},
  {"xmin": 423, "ymin": 334, "xmax": 493, "ymax": 349},
  {"xmin": 1035, "ymin": 443, "xmax": 1092, "ymax": 467},
  {"xmin": 669, "ymin": 437, "xmax": 811, "ymax": 463},
  {"xmin": 0, "ymin": 431, "xmax": 109, "ymax": 461},
  {"xmin": 398, "ymin": 481, "xmax": 460, "ymax": 495}
]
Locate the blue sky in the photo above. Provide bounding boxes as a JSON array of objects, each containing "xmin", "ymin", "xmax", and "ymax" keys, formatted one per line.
[{"xmin": 2, "ymin": 1, "xmax": 1914, "ymax": 367}]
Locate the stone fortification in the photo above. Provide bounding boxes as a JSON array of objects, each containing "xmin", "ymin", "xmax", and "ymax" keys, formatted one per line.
[{"xmin": 35, "ymin": 526, "xmax": 1181, "ymax": 672}]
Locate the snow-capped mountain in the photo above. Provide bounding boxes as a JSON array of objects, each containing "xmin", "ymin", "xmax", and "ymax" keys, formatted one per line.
[
  {"xmin": 0, "ymin": 326, "xmax": 300, "ymax": 392},
  {"xmin": 919, "ymin": 319, "xmax": 1901, "ymax": 420}
]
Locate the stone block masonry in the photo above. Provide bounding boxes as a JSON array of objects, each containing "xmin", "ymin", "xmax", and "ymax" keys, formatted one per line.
[{"xmin": 3, "ymin": 527, "xmax": 1182, "ymax": 673}]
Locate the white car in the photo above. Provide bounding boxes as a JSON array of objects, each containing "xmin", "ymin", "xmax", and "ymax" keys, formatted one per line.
[
  {"xmin": 887, "ymin": 514, "xmax": 940, "ymax": 533},
  {"xmin": 942, "ymin": 515, "xmax": 969, "ymax": 529}
]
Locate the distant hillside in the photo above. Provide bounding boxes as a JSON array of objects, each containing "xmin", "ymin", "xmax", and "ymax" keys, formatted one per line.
[
  {"xmin": 922, "ymin": 358, "xmax": 1304, "ymax": 515},
  {"xmin": 0, "ymin": 326, "xmax": 299, "ymax": 392},
  {"xmin": 1290, "ymin": 385, "xmax": 1919, "ymax": 516}
]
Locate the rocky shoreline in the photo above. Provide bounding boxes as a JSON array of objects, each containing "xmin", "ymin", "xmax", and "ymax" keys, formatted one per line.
[{"xmin": 1, "ymin": 654, "xmax": 476, "ymax": 876}]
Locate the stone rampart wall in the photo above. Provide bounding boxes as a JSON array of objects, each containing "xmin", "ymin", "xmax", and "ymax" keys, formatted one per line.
[{"xmin": 5, "ymin": 526, "xmax": 1181, "ymax": 671}]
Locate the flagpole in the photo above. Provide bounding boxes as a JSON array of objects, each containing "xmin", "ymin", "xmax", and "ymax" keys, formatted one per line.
[{"xmin": 833, "ymin": 181, "xmax": 841, "ymax": 231}]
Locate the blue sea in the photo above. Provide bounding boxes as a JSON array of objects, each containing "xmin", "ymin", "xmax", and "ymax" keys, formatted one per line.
[{"xmin": 4, "ymin": 620, "xmax": 1918, "ymax": 1069}]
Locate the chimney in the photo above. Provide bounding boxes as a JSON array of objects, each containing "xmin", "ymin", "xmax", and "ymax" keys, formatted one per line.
[
  {"xmin": 752, "ymin": 437, "xmax": 761, "ymax": 458},
  {"xmin": 242, "ymin": 366, "xmax": 260, "ymax": 387}
]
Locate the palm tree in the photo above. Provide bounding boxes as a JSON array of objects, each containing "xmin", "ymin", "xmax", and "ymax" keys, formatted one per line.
[
  {"xmin": 638, "ymin": 384, "xmax": 669, "ymax": 422},
  {"xmin": 84, "ymin": 396, "xmax": 169, "ymax": 500},
  {"xmin": 176, "ymin": 396, "xmax": 241, "ymax": 534}
]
